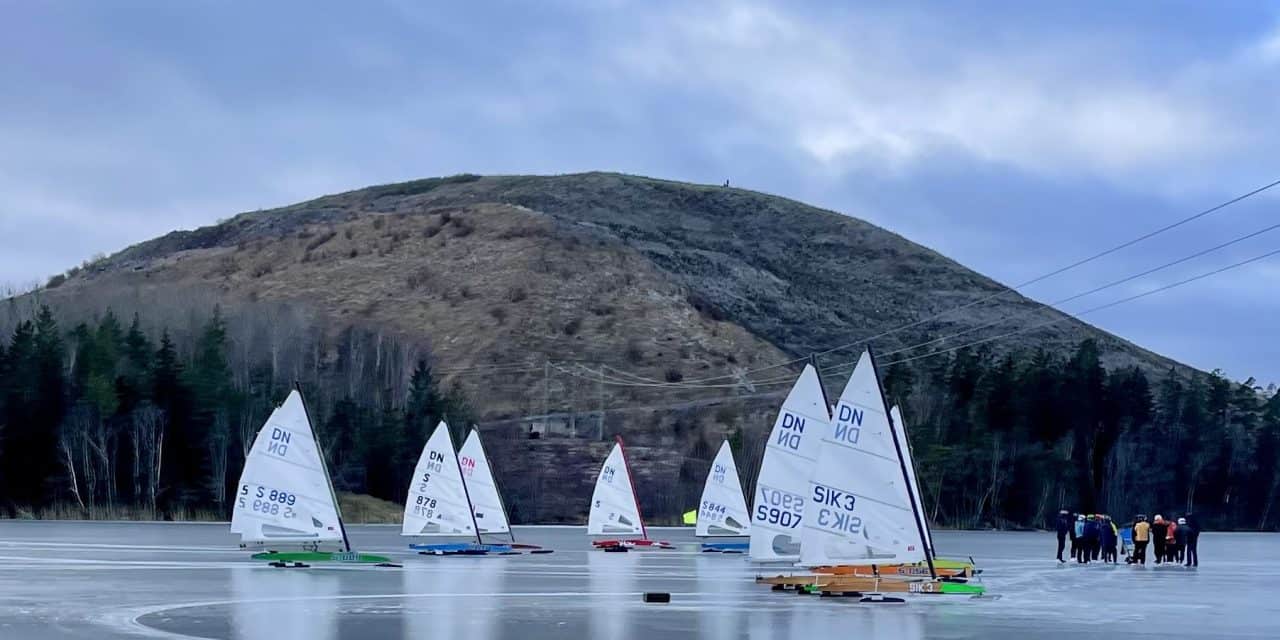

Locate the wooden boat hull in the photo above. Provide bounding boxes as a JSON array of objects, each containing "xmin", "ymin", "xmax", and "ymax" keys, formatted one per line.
[
  {"xmin": 813, "ymin": 558, "xmax": 975, "ymax": 578},
  {"xmin": 757, "ymin": 573, "xmax": 985, "ymax": 596}
]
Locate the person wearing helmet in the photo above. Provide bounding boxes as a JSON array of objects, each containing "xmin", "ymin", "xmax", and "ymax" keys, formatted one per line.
[
  {"xmin": 1132, "ymin": 515, "xmax": 1150, "ymax": 565},
  {"xmin": 1172, "ymin": 517, "xmax": 1192, "ymax": 563},
  {"xmin": 1151, "ymin": 515, "xmax": 1168, "ymax": 564},
  {"xmin": 1184, "ymin": 513, "xmax": 1200, "ymax": 567},
  {"xmin": 1055, "ymin": 510, "xmax": 1072, "ymax": 563}
]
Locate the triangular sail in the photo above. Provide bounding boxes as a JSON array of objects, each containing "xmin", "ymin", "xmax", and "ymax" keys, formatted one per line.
[
  {"xmin": 458, "ymin": 429, "xmax": 512, "ymax": 536},
  {"xmin": 799, "ymin": 351, "xmax": 925, "ymax": 567},
  {"xmin": 696, "ymin": 441, "xmax": 751, "ymax": 537},
  {"xmin": 587, "ymin": 440, "xmax": 644, "ymax": 536},
  {"xmin": 231, "ymin": 390, "xmax": 344, "ymax": 546},
  {"xmin": 402, "ymin": 422, "xmax": 477, "ymax": 538},
  {"xmin": 748, "ymin": 365, "xmax": 830, "ymax": 562},
  {"xmin": 891, "ymin": 406, "xmax": 934, "ymax": 554}
]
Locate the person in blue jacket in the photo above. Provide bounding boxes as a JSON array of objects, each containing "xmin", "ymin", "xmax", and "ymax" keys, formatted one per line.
[
  {"xmin": 1099, "ymin": 515, "xmax": 1118, "ymax": 563},
  {"xmin": 1080, "ymin": 515, "xmax": 1099, "ymax": 564},
  {"xmin": 1073, "ymin": 514, "xmax": 1086, "ymax": 561}
]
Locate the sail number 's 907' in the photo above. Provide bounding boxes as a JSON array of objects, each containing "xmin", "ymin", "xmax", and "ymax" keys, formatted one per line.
[
  {"xmin": 237, "ymin": 484, "xmax": 297, "ymax": 518},
  {"xmin": 754, "ymin": 487, "xmax": 801, "ymax": 528}
]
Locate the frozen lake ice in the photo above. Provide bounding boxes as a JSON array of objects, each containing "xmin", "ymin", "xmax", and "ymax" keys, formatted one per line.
[{"xmin": 0, "ymin": 521, "xmax": 1275, "ymax": 639}]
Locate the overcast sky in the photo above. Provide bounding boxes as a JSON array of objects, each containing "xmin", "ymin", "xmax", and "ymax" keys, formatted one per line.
[{"xmin": 1, "ymin": 1, "xmax": 1277, "ymax": 383}]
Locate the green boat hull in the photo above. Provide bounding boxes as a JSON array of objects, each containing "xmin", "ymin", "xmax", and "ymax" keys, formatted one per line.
[{"xmin": 251, "ymin": 551, "xmax": 393, "ymax": 564}]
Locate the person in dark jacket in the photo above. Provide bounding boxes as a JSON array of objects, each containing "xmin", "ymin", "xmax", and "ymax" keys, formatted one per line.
[
  {"xmin": 1184, "ymin": 513, "xmax": 1200, "ymax": 567},
  {"xmin": 1100, "ymin": 515, "xmax": 1118, "ymax": 563},
  {"xmin": 1080, "ymin": 516, "xmax": 1099, "ymax": 564},
  {"xmin": 1151, "ymin": 515, "xmax": 1168, "ymax": 564},
  {"xmin": 1055, "ymin": 510, "xmax": 1072, "ymax": 562}
]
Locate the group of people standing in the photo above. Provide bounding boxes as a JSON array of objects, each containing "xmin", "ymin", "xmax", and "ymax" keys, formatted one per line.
[{"xmin": 1054, "ymin": 510, "xmax": 1200, "ymax": 567}]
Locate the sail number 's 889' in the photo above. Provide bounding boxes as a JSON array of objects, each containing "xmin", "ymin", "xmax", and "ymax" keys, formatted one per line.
[
  {"xmin": 754, "ymin": 487, "xmax": 802, "ymax": 528},
  {"xmin": 237, "ymin": 484, "xmax": 297, "ymax": 518}
]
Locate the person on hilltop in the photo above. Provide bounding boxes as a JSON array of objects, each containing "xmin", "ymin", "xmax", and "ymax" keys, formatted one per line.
[
  {"xmin": 1184, "ymin": 513, "xmax": 1200, "ymax": 567},
  {"xmin": 1151, "ymin": 515, "xmax": 1169, "ymax": 564},
  {"xmin": 1132, "ymin": 515, "xmax": 1150, "ymax": 565},
  {"xmin": 1055, "ymin": 510, "xmax": 1072, "ymax": 563},
  {"xmin": 1073, "ymin": 514, "xmax": 1086, "ymax": 561}
]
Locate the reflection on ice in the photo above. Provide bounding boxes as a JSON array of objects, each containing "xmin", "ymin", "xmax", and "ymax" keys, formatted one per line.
[
  {"xmin": 404, "ymin": 558, "xmax": 503, "ymax": 640},
  {"xmin": 231, "ymin": 566, "xmax": 339, "ymax": 640},
  {"xmin": 589, "ymin": 550, "xmax": 637, "ymax": 640}
]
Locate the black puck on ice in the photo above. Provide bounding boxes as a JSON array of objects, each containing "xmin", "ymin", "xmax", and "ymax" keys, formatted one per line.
[{"xmin": 643, "ymin": 592, "xmax": 671, "ymax": 604}]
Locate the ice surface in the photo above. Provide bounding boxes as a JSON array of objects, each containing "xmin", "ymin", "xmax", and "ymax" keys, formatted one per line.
[{"xmin": 0, "ymin": 521, "xmax": 1276, "ymax": 639}]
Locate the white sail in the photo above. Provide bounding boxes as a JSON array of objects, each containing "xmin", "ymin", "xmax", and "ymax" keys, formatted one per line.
[
  {"xmin": 402, "ymin": 422, "xmax": 477, "ymax": 537},
  {"xmin": 892, "ymin": 405, "xmax": 934, "ymax": 554},
  {"xmin": 748, "ymin": 365, "xmax": 830, "ymax": 562},
  {"xmin": 587, "ymin": 441, "xmax": 644, "ymax": 536},
  {"xmin": 696, "ymin": 441, "xmax": 751, "ymax": 537},
  {"xmin": 231, "ymin": 390, "xmax": 344, "ymax": 546},
  {"xmin": 799, "ymin": 351, "xmax": 925, "ymax": 567},
  {"xmin": 458, "ymin": 429, "xmax": 511, "ymax": 535}
]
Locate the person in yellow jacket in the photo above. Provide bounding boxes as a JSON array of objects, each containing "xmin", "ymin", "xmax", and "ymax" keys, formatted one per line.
[{"xmin": 1132, "ymin": 515, "xmax": 1150, "ymax": 565}]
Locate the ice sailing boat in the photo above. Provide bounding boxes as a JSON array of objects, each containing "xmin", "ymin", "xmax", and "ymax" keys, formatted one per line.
[
  {"xmin": 747, "ymin": 364, "xmax": 830, "ymax": 563},
  {"xmin": 588, "ymin": 436, "xmax": 673, "ymax": 550},
  {"xmin": 757, "ymin": 349, "xmax": 985, "ymax": 597},
  {"xmin": 403, "ymin": 421, "xmax": 505, "ymax": 555},
  {"xmin": 457, "ymin": 428, "xmax": 552, "ymax": 553},
  {"xmin": 231, "ymin": 387, "xmax": 391, "ymax": 566},
  {"xmin": 696, "ymin": 440, "xmax": 752, "ymax": 552}
]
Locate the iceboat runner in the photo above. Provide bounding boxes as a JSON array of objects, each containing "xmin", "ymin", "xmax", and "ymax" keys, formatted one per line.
[
  {"xmin": 747, "ymin": 364, "xmax": 831, "ymax": 564},
  {"xmin": 457, "ymin": 428, "xmax": 551, "ymax": 554},
  {"xmin": 231, "ymin": 386, "xmax": 392, "ymax": 566},
  {"xmin": 757, "ymin": 349, "xmax": 986, "ymax": 598},
  {"xmin": 696, "ymin": 440, "xmax": 752, "ymax": 552},
  {"xmin": 404, "ymin": 422, "xmax": 511, "ymax": 555},
  {"xmin": 811, "ymin": 405, "xmax": 977, "ymax": 579},
  {"xmin": 588, "ymin": 436, "xmax": 673, "ymax": 550}
]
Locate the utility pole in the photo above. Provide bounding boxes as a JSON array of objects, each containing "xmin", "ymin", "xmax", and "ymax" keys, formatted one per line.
[
  {"xmin": 542, "ymin": 360, "xmax": 550, "ymax": 436},
  {"xmin": 597, "ymin": 365, "xmax": 605, "ymax": 441}
]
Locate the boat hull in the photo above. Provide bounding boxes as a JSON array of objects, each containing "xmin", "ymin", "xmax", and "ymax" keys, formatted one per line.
[
  {"xmin": 813, "ymin": 557, "xmax": 976, "ymax": 578},
  {"xmin": 251, "ymin": 551, "xmax": 392, "ymax": 564},
  {"xmin": 591, "ymin": 539, "xmax": 674, "ymax": 550},
  {"xmin": 757, "ymin": 573, "xmax": 985, "ymax": 596},
  {"xmin": 700, "ymin": 542, "xmax": 749, "ymax": 552}
]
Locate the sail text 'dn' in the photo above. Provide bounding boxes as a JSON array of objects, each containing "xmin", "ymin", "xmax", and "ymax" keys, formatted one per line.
[
  {"xmin": 833, "ymin": 404, "xmax": 864, "ymax": 445},
  {"xmin": 775, "ymin": 412, "xmax": 806, "ymax": 450},
  {"xmin": 267, "ymin": 428, "xmax": 291, "ymax": 456}
]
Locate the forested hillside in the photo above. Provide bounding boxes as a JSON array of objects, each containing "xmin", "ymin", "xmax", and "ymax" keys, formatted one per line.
[{"xmin": 2, "ymin": 173, "xmax": 1277, "ymax": 529}]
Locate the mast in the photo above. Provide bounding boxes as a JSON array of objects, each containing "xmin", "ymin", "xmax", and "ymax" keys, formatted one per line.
[
  {"xmin": 897, "ymin": 405, "xmax": 935, "ymax": 557},
  {"xmin": 474, "ymin": 426, "xmax": 517, "ymax": 543},
  {"xmin": 616, "ymin": 435, "xmax": 648, "ymax": 540},
  {"xmin": 296, "ymin": 382, "xmax": 351, "ymax": 554},
  {"xmin": 450, "ymin": 424, "xmax": 484, "ymax": 545},
  {"xmin": 867, "ymin": 349, "xmax": 935, "ymax": 580}
]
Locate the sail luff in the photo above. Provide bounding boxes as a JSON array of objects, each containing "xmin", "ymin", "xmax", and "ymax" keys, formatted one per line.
[
  {"xmin": 296, "ymin": 383, "xmax": 351, "ymax": 553},
  {"xmin": 869, "ymin": 348, "xmax": 935, "ymax": 578},
  {"xmin": 615, "ymin": 436, "xmax": 648, "ymax": 540}
]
